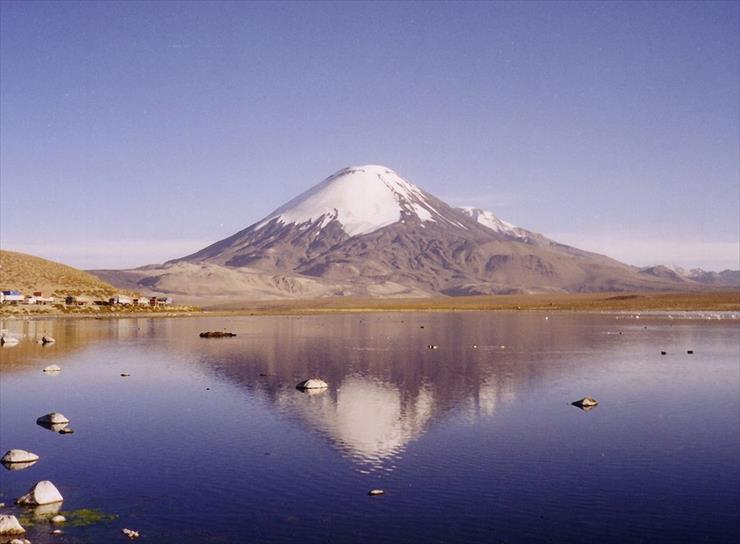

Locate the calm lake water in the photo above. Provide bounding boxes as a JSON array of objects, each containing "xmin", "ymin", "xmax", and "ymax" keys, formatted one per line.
[{"xmin": 1, "ymin": 313, "xmax": 738, "ymax": 543}]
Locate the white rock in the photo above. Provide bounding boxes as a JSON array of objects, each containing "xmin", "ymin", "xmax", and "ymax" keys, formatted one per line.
[
  {"xmin": 10, "ymin": 539, "xmax": 27, "ymax": 544},
  {"xmin": 1, "ymin": 449, "xmax": 40, "ymax": 464},
  {"xmin": 51, "ymin": 515, "xmax": 66, "ymax": 524},
  {"xmin": 43, "ymin": 364, "xmax": 61, "ymax": 373},
  {"xmin": 296, "ymin": 378, "xmax": 328, "ymax": 390},
  {"xmin": 0, "ymin": 336, "xmax": 19, "ymax": 347},
  {"xmin": 572, "ymin": 396, "xmax": 598, "ymax": 408},
  {"xmin": 36, "ymin": 413, "xmax": 70, "ymax": 425},
  {"xmin": 368, "ymin": 489, "xmax": 385, "ymax": 496},
  {"xmin": 0, "ymin": 515, "xmax": 25, "ymax": 535},
  {"xmin": 122, "ymin": 528, "xmax": 140, "ymax": 539},
  {"xmin": 16, "ymin": 480, "xmax": 64, "ymax": 505},
  {"xmin": 42, "ymin": 336, "xmax": 56, "ymax": 344}
]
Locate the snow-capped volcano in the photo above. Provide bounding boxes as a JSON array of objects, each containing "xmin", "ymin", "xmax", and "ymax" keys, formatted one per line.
[
  {"xmin": 258, "ymin": 165, "xmax": 454, "ymax": 237},
  {"xmin": 132, "ymin": 164, "xmax": 708, "ymax": 298}
]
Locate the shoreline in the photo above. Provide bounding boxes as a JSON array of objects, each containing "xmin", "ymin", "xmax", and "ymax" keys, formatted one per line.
[{"xmin": 1, "ymin": 291, "xmax": 738, "ymax": 320}]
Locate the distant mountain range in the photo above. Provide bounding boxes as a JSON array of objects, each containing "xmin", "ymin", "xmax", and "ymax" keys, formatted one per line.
[{"xmin": 90, "ymin": 165, "xmax": 738, "ymax": 301}]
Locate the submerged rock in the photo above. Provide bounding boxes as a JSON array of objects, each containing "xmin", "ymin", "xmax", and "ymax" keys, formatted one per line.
[
  {"xmin": 571, "ymin": 397, "xmax": 599, "ymax": 410},
  {"xmin": 1, "ymin": 449, "xmax": 40, "ymax": 464},
  {"xmin": 16, "ymin": 480, "xmax": 64, "ymax": 506},
  {"xmin": 43, "ymin": 364, "xmax": 61, "ymax": 373},
  {"xmin": 296, "ymin": 378, "xmax": 329, "ymax": 390},
  {"xmin": 199, "ymin": 331, "xmax": 237, "ymax": 338},
  {"xmin": 51, "ymin": 515, "xmax": 66, "ymax": 524},
  {"xmin": 0, "ymin": 515, "xmax": 25, "ymax": 535}
]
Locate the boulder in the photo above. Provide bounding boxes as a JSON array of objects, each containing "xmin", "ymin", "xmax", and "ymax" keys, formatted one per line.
[
  {"xmin": 1, "ymin": 449, "xmax": 40, "ymax": 464},
  {"xmin": 0, "ymin": 336, "xmax": 19, "ymax": 347},
  {"xmin": 571, "ymin": 397, "xmax": 598, "ymax": 409},
  {"xmin": 16, "ymin": 480, "xmax": 63, "ymax": 506},
  {"xmin": 0, "ymin": 515, "xmax": 25, "ymax": 535},
  {"xmin": 38, "ymin": 422, "xmax": 70, "ymax": 433},
  {"xmin": 43, "ymin": 364, "xmax": 61, "ymax": 373},
  {"xmin": 51, "ymin": 515, "xmax": 66, "ymax": 524},
  {"xmin": 296, "ymin": 378, "xmax": 329, "ymax": 390},
  {"xmin": 36, "ymin": 413, "xmax": 70, "ymax": 425},
  {"xmin": 2, "ymin": 460, "xmax": 38, "ymax": 472},
  {"xmin": 122, "ymin": 528, "xmax": 140, "ymax": 539}
]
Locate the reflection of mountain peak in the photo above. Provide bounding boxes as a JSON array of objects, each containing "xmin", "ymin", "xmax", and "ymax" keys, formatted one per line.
[{"xmin": 279, "ymin": 376, "xmax": 434, "ymax": 468}]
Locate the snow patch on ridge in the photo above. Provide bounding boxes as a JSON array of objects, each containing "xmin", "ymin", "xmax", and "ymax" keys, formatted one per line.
[
  {"xmin": 459, "ymin": 207, "xmax": 529, "ymax": 240},
  {"xmin": 258, "ymin": 165, "xmax": 440, "ymax": 237}
]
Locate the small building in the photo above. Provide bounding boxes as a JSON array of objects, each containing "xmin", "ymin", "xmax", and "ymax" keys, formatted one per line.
[
  {"xmin": 1, "ymin": 290, "xmax": 24, "ymax": 304},
  {"xmin": 154, "ymin": 296, "xmax": 173, "ymax": 306},
  {"xmin": 110, "ymin": 294, "xmax": 133, "ymax": 305}
]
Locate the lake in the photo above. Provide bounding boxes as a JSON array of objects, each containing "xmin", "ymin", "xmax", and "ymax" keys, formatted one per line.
[{"xmin": 1, "ymin": 312, "xmax": 738, "ymax": 543}]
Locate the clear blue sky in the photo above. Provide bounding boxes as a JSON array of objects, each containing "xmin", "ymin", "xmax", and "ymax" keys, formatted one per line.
[{"xmin": 1, "ymin": 0, "xmax": 738, "ymax": 270}]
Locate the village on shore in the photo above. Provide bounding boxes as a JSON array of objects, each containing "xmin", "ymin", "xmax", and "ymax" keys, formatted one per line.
[{"xmin": 1, "ymin": 289, "xmax": 172, "ymax": 307}]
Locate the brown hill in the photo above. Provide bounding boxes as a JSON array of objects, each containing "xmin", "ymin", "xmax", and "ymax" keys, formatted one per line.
[{"xmin": 0, "ymin": 250, "xmax": 128, "ymax": 298}]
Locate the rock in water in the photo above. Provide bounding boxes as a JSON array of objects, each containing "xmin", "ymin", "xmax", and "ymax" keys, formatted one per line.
[
  {"xmin": 36, "ymin": 413, "xmax": 70, "ymax": 425},
  {"xmin": 41, "ymin": 336, "xmax": 56, "ymax": 344},
  {"xmin": 296, "ymin": 378, "xmax": 329, "ymax": 390},
  {"xmin": 0, "ymin": 515, "xmax": 25, "ymax": 535},
  {"xmin": 0, "ymin": 336, "xmax": 19, "ymax": 347},
  {"xmin": 43, "ymin": 364, "xmax": 61, "ymax": 373},
  {"xmin": 1, "ymin": 460, "xmax": 38, "ymax": 472},
  {"xmin": 1, "ymin": 449, "xmax": 40, "ymax": 464},
  {"xmin": 51, "ymin": 515, "xmax": 66, "ymax": 524},
  {"xmin": 368, "ymin": 489, "xmax": 385, "ymax": 496},
  {"xmin": 16, "ymin": 480, "xmax": 64, "ymax": 505},
  {"xmin": 122, "ymin": 528, "xmax": 140, "ymax": 539},
  {"xmin": 571, "ymin": 397, "xmax": 599, "ymax": 409}
]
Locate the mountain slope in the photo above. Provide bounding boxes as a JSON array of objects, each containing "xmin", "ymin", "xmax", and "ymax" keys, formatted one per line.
[
  {"xmin": 94, "ymin": 165, "xmax": 716, "ymax": 299},
  {"xmin": 0, "ymin": 250, "xmax": 125, "ymax": 297}
]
